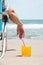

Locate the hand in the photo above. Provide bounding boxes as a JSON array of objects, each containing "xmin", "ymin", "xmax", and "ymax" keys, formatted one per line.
[{"xmin": 17, "ymin": 25, "xmax": 25, "ymax": 39}]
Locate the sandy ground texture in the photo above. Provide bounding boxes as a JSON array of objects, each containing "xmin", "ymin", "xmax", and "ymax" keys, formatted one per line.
[{"xmin": 0, "ymin": 39, "xmax": 43, "ymax": 65}]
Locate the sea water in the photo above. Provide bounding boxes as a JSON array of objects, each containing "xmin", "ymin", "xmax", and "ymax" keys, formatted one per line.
[{"xmin": 6, "ymin": 19, "xmax": 43, "ymax": 39}]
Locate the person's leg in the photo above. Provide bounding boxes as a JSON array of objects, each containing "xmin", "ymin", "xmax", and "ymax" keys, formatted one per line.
[{"xmin": 6, "ymin": 8, "xmax": 24, "ymax": 39}]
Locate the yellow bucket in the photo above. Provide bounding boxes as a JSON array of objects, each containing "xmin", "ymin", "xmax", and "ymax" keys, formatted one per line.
[{"xmin": 21, "ymin": 46, "xmax": 32, "ymax": 56}]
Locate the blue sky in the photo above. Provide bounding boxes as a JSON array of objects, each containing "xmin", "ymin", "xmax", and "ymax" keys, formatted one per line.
[{"xmin": 6, "ymin": 0, "xmax": 43, "ymax": 19}]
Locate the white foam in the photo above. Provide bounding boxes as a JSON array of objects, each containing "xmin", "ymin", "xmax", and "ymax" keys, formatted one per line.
[{"xmin": 7, "ymin": 24, "xmax": 43, "ymax": 29}]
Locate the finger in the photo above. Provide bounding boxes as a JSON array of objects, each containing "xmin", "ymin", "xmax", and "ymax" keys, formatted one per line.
[
  {"xmin": 22, "ymin": 32, "xmax": 25, "ymax": 38},
  {"xmin": 19, "ymin": 31, "xmax": 24, "ymax": 39}
]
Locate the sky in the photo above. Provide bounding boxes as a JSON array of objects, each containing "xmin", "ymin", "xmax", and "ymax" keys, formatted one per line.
[{"xmin": 6, "ymin": 0, "xmax": 43, "ymax": 19}]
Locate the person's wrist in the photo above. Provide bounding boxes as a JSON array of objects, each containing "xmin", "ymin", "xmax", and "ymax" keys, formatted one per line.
[{"xmin": 18, "ymin": 23, "xmax": 23, "ymax": 27}]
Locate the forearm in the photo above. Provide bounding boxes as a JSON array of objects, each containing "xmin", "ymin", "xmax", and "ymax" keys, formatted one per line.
[{"xmin": 9, "ymin": 13, "xmax": 23, "ymax": 26}]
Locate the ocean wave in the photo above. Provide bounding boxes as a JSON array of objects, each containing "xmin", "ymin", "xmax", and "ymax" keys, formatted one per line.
[
  {"xmin": 7, "ymin": 24, "xmax": 43, "ymax": 29},
  {"xmin": 6, "ymin": 24, "xmax": 43, "ymax": 39}
]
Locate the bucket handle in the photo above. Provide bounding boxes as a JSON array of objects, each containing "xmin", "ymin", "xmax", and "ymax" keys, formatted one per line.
[{"xmin": 21, "ymin": 39, "xmax": 25, "ymax": 46}]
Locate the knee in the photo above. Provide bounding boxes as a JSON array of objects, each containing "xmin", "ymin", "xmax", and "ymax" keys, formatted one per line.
[
  {"xmin": 7, "ymin": 8, "xmax": 16, "ymax": 15},
  {"xmin": 7, "ymin": 9, "xmax": 16, "ymax": 19}
]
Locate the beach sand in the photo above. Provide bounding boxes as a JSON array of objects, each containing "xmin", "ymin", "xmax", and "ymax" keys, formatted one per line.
[{"xmin": 0, "ymin": 38, "xmax": 43, "ymax": 65}]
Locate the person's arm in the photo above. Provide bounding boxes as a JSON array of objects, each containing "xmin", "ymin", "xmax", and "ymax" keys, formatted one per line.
[
  {"xmin": 9, "ymin": 12, "xmax": 24, "ymax": 39},
  {"xmin": 7, "ymin": 8, "xmax": 25, "ymax": 39},
  {"xmin": 7, "ymin": 9, "xmax": 23, "ymax": 26}
]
